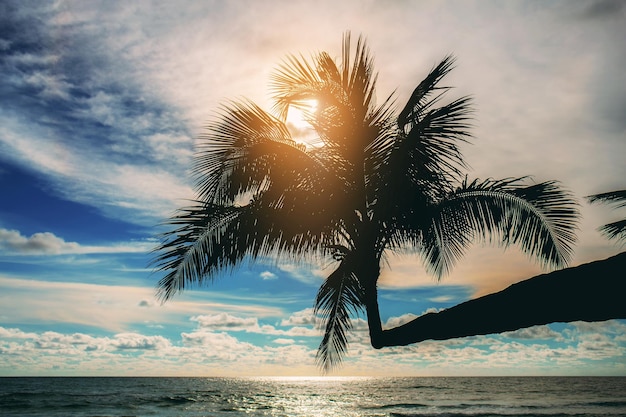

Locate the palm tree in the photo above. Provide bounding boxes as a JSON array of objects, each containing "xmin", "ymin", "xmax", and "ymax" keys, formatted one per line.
[
  {"xmin": 587, "ymin": 190, "xmax": 626, "ymax": 243},
  {"xmin": 152, "ymin": 33, "xmax": 580, "ymax": 371}
]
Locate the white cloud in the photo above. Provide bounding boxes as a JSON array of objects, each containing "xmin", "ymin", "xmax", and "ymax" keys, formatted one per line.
[
  {"xmin": 0, "ymin": 114, "xmax": 194, "ymax": 225},
  {"xmin": 0, "ymin": 276, "xmax": 284, "ymax": 332},
  {"xmin": 503, "ymin": 325, "xmax": 563, "ymax": 341},
  {"xmin": 0, "ymin": 229, "xmax": 79, "ymax": 254},
  {"xmin": 280, "ymin": 308, "xmax": 316, "ymax": 327},
  {"xmin": 273, "ymin": 338, "xmax": 295, "ymax": 345},
  {"xmin": 191, "ymin": 312, "xmax": 320, "ymax": 338},
  {"xmin": 0, "ymin": 228, "xmax": 151, "ymax": 255},
  {"xmin": 0, "ymin": 327, "xmax": 39, "ymax": 339},
  {"xmin": 113, "ymin": 333, "xmax": 171, "ymax": 350},
  {"xmin": 192, "ymin": 313, "xmax": 259, "ymax": 331},
  {"xmin": 2, "ymin": 315, "xmax": 625, "ymax": 376},
  {"xmin": 429, "ymin": 295, "xmax": 454, "ymax": 303},
  {"xmin": 259, "ymin": 271, "xmax": 277, "ymax": 280},
  {"xmin": 384, "ymin": 313, "xmax": 419, "ymax": 329},
  {"xmin": 276, "ymin": 262, "xmax": 326, "ymax": 285}
]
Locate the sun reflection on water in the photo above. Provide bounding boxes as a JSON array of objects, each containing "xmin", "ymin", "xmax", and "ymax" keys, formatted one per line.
[{"xmin": 233, "ymin": 376, "xmax": 377, "ymax": 416}]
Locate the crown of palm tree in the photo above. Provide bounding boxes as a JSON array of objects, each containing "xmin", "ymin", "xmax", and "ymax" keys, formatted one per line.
[{"xmin": 152, "ymin": 33, "xmax": 579, "ymax": 371}]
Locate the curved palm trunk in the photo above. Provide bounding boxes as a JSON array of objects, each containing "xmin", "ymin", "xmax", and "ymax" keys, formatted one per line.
[
  {"xmin": 365, "ymin": 251, "xmax": 626, "ymax": 348},
  {"xmin": 354, "ymin": 243, "xmax": 386, "ymax": 349},
  {"xmin": 363, "ymin": 274, "xmax": 385, "ymax": 349}
]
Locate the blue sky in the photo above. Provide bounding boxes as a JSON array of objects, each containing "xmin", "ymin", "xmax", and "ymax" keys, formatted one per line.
[{"xmin": 1, "ymin": 0, "xmax": 625, "ymax": 376}]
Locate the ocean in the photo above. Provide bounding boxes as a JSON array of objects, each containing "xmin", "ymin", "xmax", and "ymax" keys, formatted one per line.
[{"xmin": 0, "ymin": 376, "xmax": 625, "ymax": 416}]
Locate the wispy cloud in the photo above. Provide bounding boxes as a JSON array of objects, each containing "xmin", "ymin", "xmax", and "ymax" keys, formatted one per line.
[
  {"xmin": 0, "ymin": 228, "xmax": 151, "ymax": 255},
  {"xmin": 0, "ymin": 2, "xmax": 194, "ymax": 225},
  {"xmin": 0, "ymin": 276, "xmax": 283, "ymax": 332}
]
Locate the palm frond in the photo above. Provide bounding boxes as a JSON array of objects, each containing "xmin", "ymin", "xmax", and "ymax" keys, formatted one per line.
[
  {"xmin": 420, "ymin": 178, "xmax": 579, "ymax": 277},
  {"xmin": 151, "ymin": 203, "xmax": 242, "ymax": 301},
  {"xmin": 598, "ymin": 219, "xmax": 626, "ymax": 243},
  {"xmin": 369, "ymin": 99, "xmax": 473, "ymax": 242},
  {"xmin": 194, "ymin": 100, "xmax": 319, "ymax": 204},
  {"xmin": 152, "ymin": 191, "xmax": 350, "ymax": 302},
  {"xmin": 369, "ymin": 58, "xmax": 473, "ymax": 223},
  {"xmin": 420, "ymin": 204, "xmax": 473, "ymax": 278},
  {"xmin": 397, "ymin": 55, "xmax": 457, "ymax": 130},
  {"xmin": 343, "ymin": 32, "xmax": 377, "ymax": 119},
  {"xmin": 270, "ymin": 54, "xmax": 328, "ymax": 121},
  {"xmin": 314, "ymin": 257, "xmax": 364, "ymax": 372},
  {"xmin": 587, "ymin": 189, "xmax": 626, "ymax": 243},
  {"xmin": 271, "ymin": 32, "xmax": 382, "ymax": 155},
  {"xmin": 402, "ymin": 95, "xmax": 473, "ymax": 185},
  {"xmin": 586, "ymin": 190, "xmax": 626, "ymax": 208}
]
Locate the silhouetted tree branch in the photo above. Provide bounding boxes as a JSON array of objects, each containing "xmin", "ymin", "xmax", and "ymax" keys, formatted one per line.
[{"xmin": 366, "ymin": 252, "xmax": 626, "ymax": 348}]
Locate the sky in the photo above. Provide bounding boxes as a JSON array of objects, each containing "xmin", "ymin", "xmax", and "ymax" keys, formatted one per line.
[{"xmin": 1, "ymin": 0, "xmax": 625, "ymax": 377}]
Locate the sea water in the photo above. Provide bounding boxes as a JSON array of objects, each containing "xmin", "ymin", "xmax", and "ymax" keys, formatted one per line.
[{"xmin": 1, "ymin": 376, "xmax": 625, "ymax": 416}]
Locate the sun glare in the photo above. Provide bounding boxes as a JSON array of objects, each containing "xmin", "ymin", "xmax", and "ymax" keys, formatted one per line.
[{"xmin": 285, "ymin": 99, "xmax": 318, "ymax": 130}]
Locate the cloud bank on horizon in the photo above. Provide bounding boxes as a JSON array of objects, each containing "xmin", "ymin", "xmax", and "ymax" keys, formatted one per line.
[{"xmin": 0, "ymin": 0, "xmax": 625, "ymax": 376}]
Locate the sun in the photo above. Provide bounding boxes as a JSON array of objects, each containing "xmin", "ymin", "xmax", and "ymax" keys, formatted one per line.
[{"xmin": 285, "ymin": 99, "xmax": 318, "ymax": 131}]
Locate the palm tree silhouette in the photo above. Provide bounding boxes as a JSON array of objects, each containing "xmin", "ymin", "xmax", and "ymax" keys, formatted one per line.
[
  {"xmin": 587, "ymin": 190, "xmax": 626, "ymax": 243},
  {"xmin": 153, "ymin": 33, "xmax": 584, "ymax": 371}
]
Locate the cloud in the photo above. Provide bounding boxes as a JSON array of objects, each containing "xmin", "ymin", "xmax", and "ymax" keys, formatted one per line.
[
  {"xmin": 259, "ymin": 271, "xmax": 277, "ymax": 280},
  {"xmin": 0, "ymin": 228, "xmax": 151, "ymax": 255},
  {"xmin": 0, "ymin": 327, "xmax": 39, "ymax": 339},
  {"xmin": 280, "ymin": 308, "xmax": 316, "ymax": 327},
  {"xmin": 0, "ymin": 319, "xmax": 314, "ymax": 376},
  {"xmin": 383, "ymin": 313, "xmax": 419, "ymax": 329},
  {"xmin": 2, "ymin": 317, "xmax": 625, "ymax": 376},
  {"xmin": 0, "ymin": 2, "xmax": 195, "ymax": 225},
  {"xmin": 503, "ymin": 325, "xmax": 563, "ymax": 341},
  {"xmin": 191, "ymin": 312, "xmax": 320, "ymax": 337},
  {"xmin": 0, "ymin": 276, "xmax": 283, "ymax": 332},
  {"xmin": 273, "ymin": 338, "xmax": 295, "ymax": 345},
  {"xmin": 113, "ymin": 333, "xmax": 171, "ymax": 350},
  {"xmin": 276, "ymin": 263, "xmax": 326, "ymax": 285},
  {"xmin": 429, "ymin": 295, "xmax": 454, "ymax": 303},
  {"xmin": 0, "ymin": 229, "xmax": 79, "ymax": 254},
  {"xmin": 192, "ymin": 313, "xmax": 259, "ymax": 331}
]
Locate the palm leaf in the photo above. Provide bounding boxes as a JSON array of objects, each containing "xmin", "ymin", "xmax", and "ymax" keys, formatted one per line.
[
  {"xmin": 153, "ymin": 199, "xmax": 336, "ymax": 302},
  {"xmin": 586, "ymin": 190, "xmax": 626, "ymax": 208},
  {"xmin": 420, "ymin": 204, "xmax": 473, "ymax": 277},
  {"xmin": 314, "ymin": 256, "xmax": 365, "ymax": 372},
  {"xmin": 598, "ymin": 219, "xmax": 626, "ymax": 243},
  {"xmin": 420, "ymin": 178, "xmax": 579, "ymax": 277},
  {"xmin": 271, "ymin": 32, "xmax": 382, "ymax": 158},
  {"xmin": 152, "ymin": 203, "xmax": 242, "ymax": 301},
  {"xmin": 194, "ymin": 100, "xmax": 314, "ymax": 204},
  {"xmin": 369, "ymin": 57, "xmax": 473, "ymax": 227},
  {"xmin": 587, "ymin": 189, "xmax": 626, "ymax": 243},
  {"xmin": 397, "ymin": 55, "xmax": 456, "ymax": 130}
]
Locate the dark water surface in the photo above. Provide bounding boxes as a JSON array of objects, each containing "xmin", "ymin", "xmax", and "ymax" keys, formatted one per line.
[{"xmin": 1, "ymin": 376, "xmax": 625, "ymax": 416}]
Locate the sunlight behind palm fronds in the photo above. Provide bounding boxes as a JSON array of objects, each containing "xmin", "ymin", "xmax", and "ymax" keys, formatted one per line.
[{"xmin": 152, "ymin": 32, "xmax": 579, "ymax": 370}]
